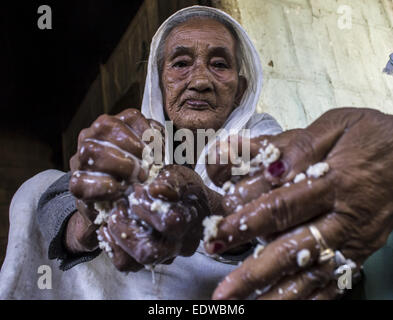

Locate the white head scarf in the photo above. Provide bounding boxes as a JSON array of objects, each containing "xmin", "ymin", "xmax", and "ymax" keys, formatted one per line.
[
  {"xmin": 141, "ymin": 6, "xmax": 263, "ymax": 123},
  {"xmin": 140, "ymin": 6, "xmax": 265, "ymax": 192}
]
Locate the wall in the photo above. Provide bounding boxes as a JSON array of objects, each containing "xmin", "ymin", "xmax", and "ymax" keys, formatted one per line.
[
  {"xmin": 63, "ymin": 0, "xmax": 393, "ymax": 156},
  {"xmin": 214, "ymin": 0, "xmax": 393, "ymax": 130}
]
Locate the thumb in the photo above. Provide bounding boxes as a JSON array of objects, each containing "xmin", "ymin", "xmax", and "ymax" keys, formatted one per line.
[{"xmin": 148, "ymin": 179, "xmax": 180, "ymax": 202}]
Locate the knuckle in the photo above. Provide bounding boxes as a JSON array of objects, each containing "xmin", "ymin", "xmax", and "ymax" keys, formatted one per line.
[
  {"xmin": 119, "ymin": 109, "xmax": 144, "ymax": 128},
  {"xmin": 124, "ymin": 108, "xmax": 141, "ymax": 117},
  {"xmin": 271, "ymin": 241, "xmax": 294, "ymax": 268},
  {"xmin": 222, "ymin": 194, "xmax": 242, "ymax": 213},
  {"xmin": 239, "ymin": 269, "xmax": 260, "ymax": 293},
  {"xmin": 148, "ymin": 119, "xmax": 165, "ymax": 134},
  {"xmin": 79, "ymin": 142, "xmax": 99, "ymax": 167},
  {"xmin": 96, "ymin": 114, "xmax": 112, "ymax": 125},
  {"xmin": 69, "ymin": 175, "xmax": 86, "ymax": 198},
  {"xmin": 78, "ymin": 128, "xmax": 90, "ymax": 145},
  {"xmin": 304, "ymin": 270, "xmax": 328, "ymax": 289},
  {"xmin": 82, "ymin": 140, "xmax": 97, "ymax": 154},
  {"xmin": 133, "ymin": 243, "xmax": 162, "ymax": 265},
  {"xmin": 271, "ymin": 196, "xmax": 291, "ymax": 231},
  {"xmin": 149, "ymin": 181, "xmax": 179, "ymax": 201},
  {"xmin": 70, "ymin": 154, "xmax": 79, "ymax": 171},
  {"xmin": 149, "ymin": 208, "xmax": 180, "ymax": 235}
]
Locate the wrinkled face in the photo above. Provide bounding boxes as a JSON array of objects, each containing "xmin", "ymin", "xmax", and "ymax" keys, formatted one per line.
[{"xmin": 161, "ymin": 18, "xmax": 246, "ymax": 131}]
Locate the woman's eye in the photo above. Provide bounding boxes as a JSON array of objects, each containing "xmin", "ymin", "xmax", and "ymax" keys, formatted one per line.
[
  {"xmin": 212, "ymin": 62, "xmax": 228, "ymax": 69},
  {"xmin": 173, "ymin": 61, "xmax": 188, "ymax": 68}
]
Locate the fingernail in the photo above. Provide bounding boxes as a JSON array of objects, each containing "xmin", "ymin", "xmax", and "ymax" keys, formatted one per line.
[
  {"xmin": 268, "ymin": 160, "xmax": 285, "ymax": 177},
  {"xmin": 211, "ymin": 241, "xmax": 226, "ymax": 254},
  {"xmin": 213, "ymin": 291, "xmax": 226, "ymax": 300}
]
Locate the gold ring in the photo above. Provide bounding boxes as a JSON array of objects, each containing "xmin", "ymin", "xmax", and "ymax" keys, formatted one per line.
[{"xmin": 308, "ymin": 225, "xmax": 335, "ymax": 263}]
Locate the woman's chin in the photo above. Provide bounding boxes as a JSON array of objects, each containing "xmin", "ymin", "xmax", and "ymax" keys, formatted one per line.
[{"xmin": 170, "ymin": 107, "xmax": 228, "ymax": 131}]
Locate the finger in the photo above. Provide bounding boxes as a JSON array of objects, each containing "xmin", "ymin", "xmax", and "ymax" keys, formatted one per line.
[
  {"xmin": 146, "ymin": 119, "xmax": 166, "ymax": 164},
  {"xmin": 205, "ymin": 177, "xmax": 334, "ymax": 254},
  {"xmin": 207, "ymin": 128, "xmax": 342, "ymax": 239},
  {"xmin": 73, "ymin": 110, "xmax": 154, "ymax": 182},
  {"xmin": 147, "ymin": 118, "xmax": 165, "ymax": 138},
  {"xmin": 308, "ymin": 254, "xmax": 364, "ymax": 300},
  {"xmin": 116, "ymin": 111, "xmax": 166, "ymax": 167},
  {"xmin": 179, "ymin": 223, "xmax": 204, "ymax": 257},
  {"xmin": 206, "ymin": 136, "xmax": 262, "ymax": 187},
  {"xmin": 308, "ymin": 282, "xmax": 343, "ymax": 300},
  {"xmin": 98, "ymin": 225, "xmax": 143, "ymax": 272},
  {"xmin": 212, "ymin": 215, "xmax": 345, "ymax": 300},
  {"xmin": 75, "ymin": 199, "xmax": 99, "ymax": 223},
  {"xmin": 221, "ymin": 172, "xmax": 272, "ymax": 214},
  {"xmin": 90, "ymin": 114, "xmax": 146, "ymax": 159},
  {"xmin": 107, "ymin": 205, "xmax": 181, "ymax": 265},
  {"xmin": 130, "ymin": 184, "xmax": 199, "ymax": 238},
  {"xmin": 78, "ymin": 139, "xmax": 147, "ymax": 183},
  {"xmin": 115, "ymin": 108, "xmax": 152, "ymax": 138},
  {"xmin": 207, "ymin": 121, "xmax": 345, "ymax": 189},
  {"xmin": 149, "ymin": 164, "xmax": 207, "ymax": 203},
  {"xmin": 70, "ymin": 171, "xmax": 126, "ymax": 201},
  {"xmin": 206, "ymin": 134, "xmax": 287, "ymax": 188},
  {"xmin": 148, "ymin": 178, "xmax": 180, "ymax": 202},
  {"xmin": 253, "ymin": 124, "xmax": 344, "ymax": 185},
  {"xmin": 70, "ymin": 154, "xmax": 80, "ymax": 172},
  {"xmin": 130, "ymin": 166, "xmax": 208, "ymax": 238},
  {"xmin": 258, "ymin": 260, "xmax": 335, "ymax": 300},
  {"xmin": 266, "ymin": 126, "xmax": 344, "ymax": 184}
]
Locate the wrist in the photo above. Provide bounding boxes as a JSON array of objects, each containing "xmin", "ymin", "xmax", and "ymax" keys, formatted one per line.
[{"xmin": 64, "ymin": 211, "xmax": 98, "ymax": 254}]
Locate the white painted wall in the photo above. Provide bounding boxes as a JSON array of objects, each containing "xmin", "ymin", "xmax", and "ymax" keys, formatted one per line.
[{"xmin": 218, "ymin": 0, "xmax": 393, "ymax": 129}]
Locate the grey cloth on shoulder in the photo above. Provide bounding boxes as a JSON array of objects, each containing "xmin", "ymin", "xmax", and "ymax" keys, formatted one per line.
[{"xmin": 36, "ymin": 172, "xmax": 101, "ymax": 271}]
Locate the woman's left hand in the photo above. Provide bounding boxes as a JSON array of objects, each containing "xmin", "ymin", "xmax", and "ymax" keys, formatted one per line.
[
  {"xmin": 97, "ymin": 164, "xmax": 211, "ymax": 270},
  {"xmin": 205, "ymin": 107, "xmax": 393, "ymax": 300}
]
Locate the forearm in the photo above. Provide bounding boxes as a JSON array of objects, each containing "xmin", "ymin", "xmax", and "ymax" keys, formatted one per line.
[{"xmin": 36, "ymin": 172, "xmax": 101, "ymax": 270}]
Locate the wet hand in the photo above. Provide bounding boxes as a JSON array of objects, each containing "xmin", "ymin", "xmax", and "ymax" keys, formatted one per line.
[
  {"xmin": 96, "ymin": 165, "xmax": 211, "ymax": 271},
  {"xmin": 205, "ymin": 107, "xmax": 393, "ymax": 299},
  {"xmin": 69, "ymin": 108, "xmax": 164, "ymax": 201}
]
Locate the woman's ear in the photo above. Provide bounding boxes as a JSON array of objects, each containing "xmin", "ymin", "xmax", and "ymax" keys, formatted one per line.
[{"xmin": 235, "ymin": 75, "xmax": 247, "ymax": 107}]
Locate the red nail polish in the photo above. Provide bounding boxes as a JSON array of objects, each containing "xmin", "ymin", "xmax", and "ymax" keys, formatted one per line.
[
  {"xmin": 268, "ymin": 160, "xmax": 285, "ymax": 177},
  {"xmin": 212, "ymin": 241, "xmax": 225, "ymax": 254}
]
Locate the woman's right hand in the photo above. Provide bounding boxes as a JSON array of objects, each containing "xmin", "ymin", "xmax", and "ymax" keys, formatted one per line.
[
  {"xmin": 65, "ymin": 108, "xmax": 164, "ymax": 266},
  {"xmin": 69, "ymin": 108, "xmax": 164, "ymax": 201}
]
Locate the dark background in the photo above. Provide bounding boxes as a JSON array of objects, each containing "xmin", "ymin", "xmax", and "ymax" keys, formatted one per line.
[
  {"xmin": 0, "ymin": 0, "xmax": 144, "ymax": 266},
  {"xmin": 0, "ymin": 0, "xmax": 144, "ymax": 168},
  {"xmin": 0, "ymin": 0, "xmax": 210, "ymax": 268}
]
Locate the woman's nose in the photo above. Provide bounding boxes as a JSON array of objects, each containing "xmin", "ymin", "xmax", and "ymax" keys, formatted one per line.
[{"xmin": 188, "ymin": 65, "xmax": 213, "ymax": 92}]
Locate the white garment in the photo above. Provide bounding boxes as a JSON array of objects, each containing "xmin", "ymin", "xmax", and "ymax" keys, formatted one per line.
[
  {"xmin": 0, "ymin": 169, "xmax": 236, "ymax": 299},
  {"xmin": 0, "ymin": 6, "xmax": 281, "ymax": 299}
]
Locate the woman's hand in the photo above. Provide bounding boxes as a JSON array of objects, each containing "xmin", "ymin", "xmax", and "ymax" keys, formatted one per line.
[
  {"xmin": 96, "ymin": 165, "xmax": 211, "ymax": 271},
  {"xmin": 69, "ymin": 108, "xmax": 164, "ymax": 201},
  {"xmin": 65, "ymin": 108, "xmax": 164, "ymax": 261},
  {"xmin": 205, "ymin": 107, "xmax": 393, "ymax": 299}
]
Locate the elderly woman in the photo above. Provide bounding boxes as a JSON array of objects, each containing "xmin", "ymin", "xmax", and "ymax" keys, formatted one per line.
[{"xmin": 1, "ymin": 6, "xmax": 392, "ymax": 300}]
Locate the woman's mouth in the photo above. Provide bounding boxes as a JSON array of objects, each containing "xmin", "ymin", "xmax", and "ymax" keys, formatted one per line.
[{"xmin": 184, "ymin": 99, "xmax": 211, "ymax": 110}]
